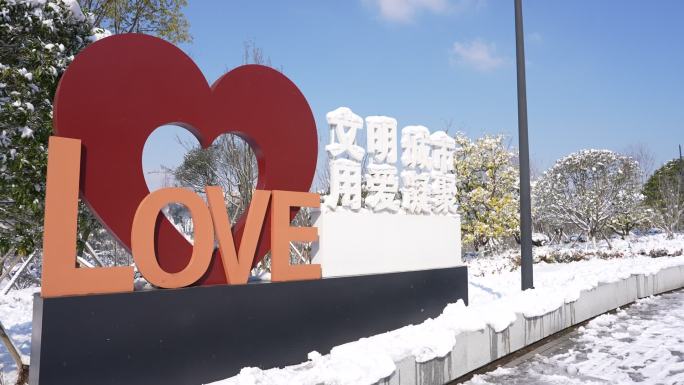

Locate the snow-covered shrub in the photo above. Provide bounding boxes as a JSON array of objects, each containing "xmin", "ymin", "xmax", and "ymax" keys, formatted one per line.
[
  {"xmin": 533, "ymin": 150, "xmax": 646, "ymax": 247},
  {"xmin": 536, "ymin": 248, "xmax": 629, "ymax": 263},
  {"xmin": 642, "ymin": 248, "xmax": 682, "ymax": 258},
  {"xmin": 0, "ymin": 0, "xmax": 97, "ymax": 254},
  {"xmin": 532, "ymin": 232, "xmax": 549, "ymax": 246},
  {"xmin": 537, "ymin": 249, "xmax": 581, "ymax": 264},
  {"xmin": 454, "ymin": 134, "xmax": 519, "ymax": 253},
  {"xmin": 463, "ymin": 249, "xmax": 521, "ymax": 276}
]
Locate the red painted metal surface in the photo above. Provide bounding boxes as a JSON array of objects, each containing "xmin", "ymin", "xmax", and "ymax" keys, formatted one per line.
[{"xmin": 53, "ymin": 34, "xmax": 318, "ymax": 285}]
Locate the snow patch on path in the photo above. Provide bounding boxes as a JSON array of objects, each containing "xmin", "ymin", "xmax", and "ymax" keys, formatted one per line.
[{"xmin": 466, "ymin": 290, "xmax": 684, "ymax": 384}]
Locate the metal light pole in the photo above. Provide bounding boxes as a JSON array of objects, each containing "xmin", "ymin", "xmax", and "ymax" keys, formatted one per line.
[
  {"xmin": 679, "ymin": 145, "xmax": 683, "ymax": 233},
  {"xmin": 679, "ymin": 144, "xmax": 683, "ymax": 184},
  {"xmin": 515, "ymin": 0, "xmax": 534, "ymax": 290}
]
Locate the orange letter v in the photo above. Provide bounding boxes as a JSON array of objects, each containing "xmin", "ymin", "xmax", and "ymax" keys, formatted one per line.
[{"xmin": 206, "ymin": 187, "xmax": 270, "ymax": 285}]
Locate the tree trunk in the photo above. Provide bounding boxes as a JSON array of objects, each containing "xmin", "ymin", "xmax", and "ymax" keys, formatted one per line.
[{"xmin": 602, "ymin": 232, "xmax": 613, "ymax": 250}]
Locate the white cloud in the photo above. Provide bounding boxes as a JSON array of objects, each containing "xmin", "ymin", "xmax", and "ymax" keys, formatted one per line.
[
  {"xmin": 370, "ymin": 0, "xmax": 484, "ymax": 23},
  {"xmin": 450, "ymin": 38, "xmax": 504, "ymax": 72},
  {"xmin": 528, "ymin": 32, "xmax": 543, "ymax": 43}
]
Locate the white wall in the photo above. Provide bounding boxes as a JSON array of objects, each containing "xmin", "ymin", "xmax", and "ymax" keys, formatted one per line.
[
  {"xmin": 376, "ymin": 265, "xmax": 684, "ymax": 385},
  {"xmin": 311, "ymin": 210, "xmax": 462, "ymax": 278}
]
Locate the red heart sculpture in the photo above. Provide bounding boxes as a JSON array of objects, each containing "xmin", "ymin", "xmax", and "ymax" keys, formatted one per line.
[{"xmin": 53, "ymin": 34, "xmax": 318, "ymax": 285}]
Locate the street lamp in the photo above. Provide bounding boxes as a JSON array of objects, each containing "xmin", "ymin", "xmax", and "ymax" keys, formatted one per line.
[{"xmin": 514, "ymin": 0, "xmax": 534, "ymax": 290}]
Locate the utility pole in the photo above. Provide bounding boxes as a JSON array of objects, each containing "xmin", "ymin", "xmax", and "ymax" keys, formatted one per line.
[
  {"xmin": 515, "ymin": 0, "xmax": 534, "ymax": 290},
  {"xmin": 679, "ymin": 145, "xmax": 683, "ymax": 232},
  {"xmin": 679, "ymin": 144, "xmax": 683, "ymax": 190}
]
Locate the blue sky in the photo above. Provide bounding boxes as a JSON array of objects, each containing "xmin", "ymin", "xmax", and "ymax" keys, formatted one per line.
[{"xmin": 143, "ymin": 0, "xmax": 684, "ymax": 189}]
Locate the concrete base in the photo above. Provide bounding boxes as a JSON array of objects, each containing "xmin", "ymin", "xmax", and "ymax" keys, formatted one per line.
[
  {"xmin": 373, "ymin": 265, "xmax": 684, "ymax": 385},
  {"xmin": 29, "ymin": 267, "xmax": 468, "ymax": 385}
]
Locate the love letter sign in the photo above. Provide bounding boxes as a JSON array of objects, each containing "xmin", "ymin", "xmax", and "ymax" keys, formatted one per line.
[{"xmin": 41, "ymin": 34, "xmax": 321, "ymax": 297}]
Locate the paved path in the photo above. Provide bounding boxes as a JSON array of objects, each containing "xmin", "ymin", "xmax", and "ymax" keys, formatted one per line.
[{"xmin": 463, "ymin": 289, "xmax": 684, "ymax": 385}]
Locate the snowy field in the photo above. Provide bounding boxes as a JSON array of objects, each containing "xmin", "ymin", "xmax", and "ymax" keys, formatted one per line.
[
  {"xmin": 0, "ymin": 234, "xmax": 683, "ymax": 384},
  {"xmin": 465, "ymin": 289, "xmax": 684, "ymax": 385}
]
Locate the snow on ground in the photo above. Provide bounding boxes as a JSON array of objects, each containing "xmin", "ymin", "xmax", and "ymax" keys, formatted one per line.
[
  {"xmin": 465, "ymin": 289, "xmax": 684, "ymax": 385},
  {"xmin": 466, "ymin": 232, "xmax": 684, "ymax": 277},
  {"xmin": 0, "ymin": 287, "xmax": 37, "ymax": 384},
  {"xmin": 1, "ymin": 234, "xmax": 684, "ymax": 384}
]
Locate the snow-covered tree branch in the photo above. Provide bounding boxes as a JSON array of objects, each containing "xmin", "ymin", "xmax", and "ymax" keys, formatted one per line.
[{"xmin": 533, "ymin": 149, "xmax": 645, "ymax": 246}]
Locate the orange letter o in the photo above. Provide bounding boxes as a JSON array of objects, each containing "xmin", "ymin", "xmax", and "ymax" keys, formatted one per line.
[{"xmin": 132, "ymin": 188, "xmax": 214, "ymax": 288}]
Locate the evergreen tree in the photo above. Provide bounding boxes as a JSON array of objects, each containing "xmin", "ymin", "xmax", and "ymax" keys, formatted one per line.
[
  {"xmin": 643, "ymin": 159, "xmax": 684, "ymax": 237},
  {"xmin": 0, "ymin": 0, "xmax": 98, "ymax": 254},
  {"xmin": 453, "ymin": 134, "xmax": 520, "ymax": 252}
]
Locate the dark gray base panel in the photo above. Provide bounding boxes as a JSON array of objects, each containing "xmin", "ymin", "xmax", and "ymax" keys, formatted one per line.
[{"xmin": 29, "ymin": 266, "xmax": 468, "ymax": 385}]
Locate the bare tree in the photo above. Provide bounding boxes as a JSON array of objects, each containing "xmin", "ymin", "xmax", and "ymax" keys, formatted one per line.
[
  {"xmin": 240, "ymin": 39, "xmax": 283, "ymax": 73},
  {"xmin": 212, "ymin": 135, "xmax": 258, "ymax": 222},
  {"xmin": 624, "ymin": 143, "xmax": 656, "ymax": 184},
  {"xmin": 243, "ymin": 39, "xmax": 271, "ymax": 67},
  {"xmin": 313, "ymin": 144, "xmax": 331, "ymax": 194}
]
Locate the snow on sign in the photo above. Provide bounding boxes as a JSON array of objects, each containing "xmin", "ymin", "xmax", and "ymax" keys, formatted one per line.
[
  {"xmin": 313, "ymin": 107, "xmax": 462, "ymax": 277},
  {"xmin": 321, "ymin": 108, "xmax": 458, "ymax": 215},
  {"xmin": 32, "ymin": 34, "xmax": 468, "ymax": 385}
]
